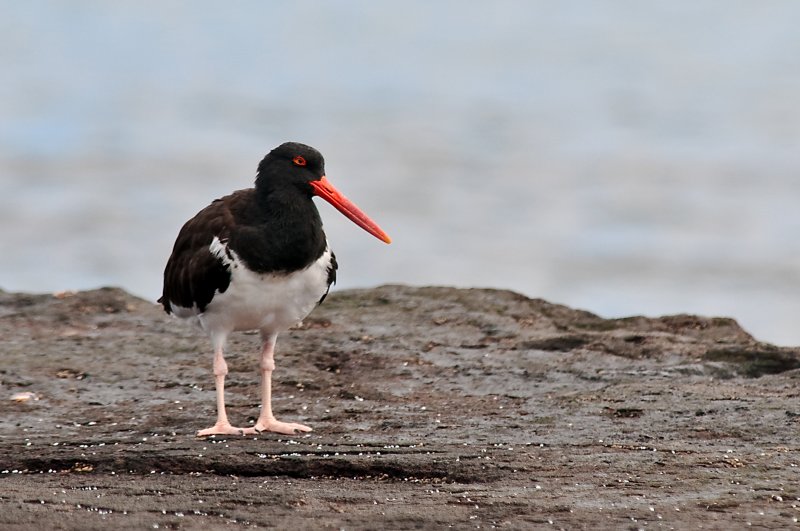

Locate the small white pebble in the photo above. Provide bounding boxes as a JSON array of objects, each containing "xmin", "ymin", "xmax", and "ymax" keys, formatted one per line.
[{"xmin": 11, "ymin": 392, "xmax": 39, "ymax": 403}]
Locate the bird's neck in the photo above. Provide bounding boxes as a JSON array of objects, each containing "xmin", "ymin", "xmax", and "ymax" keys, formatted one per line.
[
  {"xmin": 256, "ymin": 186, "xmax": 319, "ymax": 227},
  {"xmin": 232, "ymin": 186, "xmax": 327, "ymax": 274}
]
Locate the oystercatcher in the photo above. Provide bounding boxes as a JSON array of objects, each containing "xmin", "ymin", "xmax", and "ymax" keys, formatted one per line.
[{"xmin": 159, "ymin": 142, "xmax": 390, "ymax": 437}]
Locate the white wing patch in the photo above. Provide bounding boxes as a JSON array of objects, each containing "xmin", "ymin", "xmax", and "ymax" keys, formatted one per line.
[{"xmin": 209, "ymin": 236, "xmax": 235, "ymax": 267}]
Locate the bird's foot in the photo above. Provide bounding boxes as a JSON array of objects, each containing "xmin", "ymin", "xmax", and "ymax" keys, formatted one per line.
[
  {"xmin": 242, "ymin": 419, "xmax": 313, "ymax": 436},
  {"xmin": 196, "ymin": 421, "xmax": 248, "ymax": 437}
]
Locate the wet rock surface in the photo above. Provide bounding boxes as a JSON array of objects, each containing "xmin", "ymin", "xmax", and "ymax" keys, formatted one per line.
[{"xmin": 1, "ymin": 285, "xmax": 799, "ymax": 529}]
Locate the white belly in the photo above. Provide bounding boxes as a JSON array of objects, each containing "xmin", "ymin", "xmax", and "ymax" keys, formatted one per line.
[{"xmin": 174, "ymin": 239, "xmax": 333, "ymax": 335}]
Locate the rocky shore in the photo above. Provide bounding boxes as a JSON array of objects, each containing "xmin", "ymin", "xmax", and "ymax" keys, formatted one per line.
[{"xmin": 1, "ymin": 285, "xmax": 799, "ymax": 529}]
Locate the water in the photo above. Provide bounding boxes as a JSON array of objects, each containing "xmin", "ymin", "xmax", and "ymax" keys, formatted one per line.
[{"xmin": 2, "ymin": 1, "xmax": 799, "ymax": 344}]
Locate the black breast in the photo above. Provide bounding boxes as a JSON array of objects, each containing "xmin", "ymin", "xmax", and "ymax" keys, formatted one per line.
[{"xmin": 159, "ymin": 188, "xmax": 328, "ymax": 314}]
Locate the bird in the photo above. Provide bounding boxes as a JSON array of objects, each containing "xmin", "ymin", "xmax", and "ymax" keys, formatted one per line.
[{"xmin": 159, "ymin": 142, "xmax": 391, "ymax": 437}]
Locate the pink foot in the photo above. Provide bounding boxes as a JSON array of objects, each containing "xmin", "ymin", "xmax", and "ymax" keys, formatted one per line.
[
  {"xmin": 242, "ymin": 419, "xmax": 313, "ymax": 436},
  {"xmin": 196, "ymin": 421, "xmax": 248, "ymax": 437}
]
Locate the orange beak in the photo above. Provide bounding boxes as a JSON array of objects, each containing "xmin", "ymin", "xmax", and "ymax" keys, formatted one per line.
[{"xmin": 309, "ymin": 175, "xmax": 392, "ymax": 244}]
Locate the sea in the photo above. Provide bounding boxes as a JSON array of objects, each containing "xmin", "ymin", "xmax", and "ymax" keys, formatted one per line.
[{"xmin": 2, "ymin": 1, "xmax": 799, "ymax": 345}]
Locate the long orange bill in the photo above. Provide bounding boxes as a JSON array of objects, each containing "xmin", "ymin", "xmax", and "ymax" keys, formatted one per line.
[{"xmin": 309, "ymin": 175, "xmax": 392, "ymax": 244}]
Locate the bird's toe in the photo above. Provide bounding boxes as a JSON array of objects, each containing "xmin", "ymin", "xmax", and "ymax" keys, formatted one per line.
[{"xmin": 243, "ymin": 420, "xmax": 313, "ymax": 436}]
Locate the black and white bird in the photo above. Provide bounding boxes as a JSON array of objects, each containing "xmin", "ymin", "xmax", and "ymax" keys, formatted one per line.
[{"xmin": 159, "ymin": 142, "xmax": 390, "ymax": 437}]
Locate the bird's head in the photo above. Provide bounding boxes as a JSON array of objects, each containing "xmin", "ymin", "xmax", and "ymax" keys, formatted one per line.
[
  {"xmin": 256, "ymin": 142, "xmax": 391, "ymax": 244},
  {"xmin": 257, "ymin": 142, "xmax": 326, "ymax": 186}
]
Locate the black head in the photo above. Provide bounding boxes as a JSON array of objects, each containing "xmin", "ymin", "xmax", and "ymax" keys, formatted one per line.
[
  {"xmin": 254, "ymin": 141, "xmax": 392, "ymax": 244},
  {"xmin": 255, "ymin": 142, "xmax": 326, "ymax": 195}
]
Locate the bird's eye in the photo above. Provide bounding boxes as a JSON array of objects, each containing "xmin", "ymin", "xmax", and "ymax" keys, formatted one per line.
[{"xmin": 292, "ymin": 156, "xmax": 307, "ymax": 167}]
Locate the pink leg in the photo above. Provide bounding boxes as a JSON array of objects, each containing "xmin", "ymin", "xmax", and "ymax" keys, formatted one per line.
[
  {"xmin": 241, "ymin": 332, "xmax": 312, "ymax": 436},
  {"xmin": 197, "ymin": 332, "xmax": 245, "ymax": 437}
]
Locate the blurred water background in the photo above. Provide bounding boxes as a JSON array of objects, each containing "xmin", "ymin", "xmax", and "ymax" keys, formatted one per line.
[{"xmin": 2, "ymin": 2, "xmax": 799, "ymax": 344}]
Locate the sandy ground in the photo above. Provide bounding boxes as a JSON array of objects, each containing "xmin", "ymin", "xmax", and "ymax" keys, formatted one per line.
[{"xmin": 1, "ymin": 285, "xmax": 799, "ymax": 530}]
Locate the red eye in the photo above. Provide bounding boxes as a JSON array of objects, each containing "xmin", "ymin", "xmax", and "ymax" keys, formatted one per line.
[{"xmin": 292, "ymin": 156, "xmax": 307, "ymax": 167}]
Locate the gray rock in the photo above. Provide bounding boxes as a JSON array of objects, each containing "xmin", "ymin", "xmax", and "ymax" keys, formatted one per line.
[{"xmin": 1, "ymin": 285, "xmax": 798, "ymax": 529}]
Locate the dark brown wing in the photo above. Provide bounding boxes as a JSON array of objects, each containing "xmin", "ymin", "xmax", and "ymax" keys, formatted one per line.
[{"xmin": 159, "ymin": 190, "xmax": 251, "ymax": 314}]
